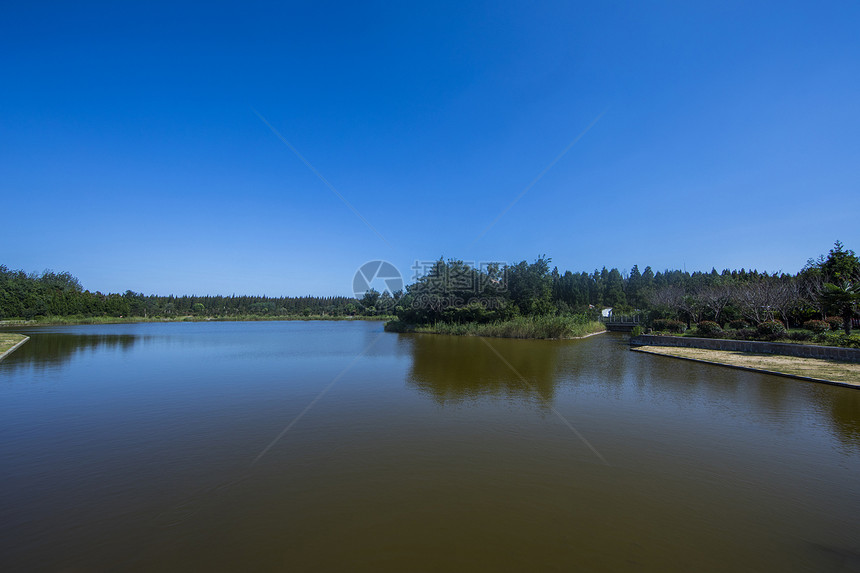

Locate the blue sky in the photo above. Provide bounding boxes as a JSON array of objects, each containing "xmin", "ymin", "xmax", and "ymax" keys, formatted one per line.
[{"xmin": 2, "ymin": 1, "xmax": 858, "ymax": 296}]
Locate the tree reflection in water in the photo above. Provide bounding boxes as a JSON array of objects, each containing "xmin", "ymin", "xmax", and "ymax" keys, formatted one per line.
[
  {"xmin": 402, "ymin": 333, "xmax": 563, "ymax": 405},
  {"xmin": 0, "ymin": 332, "xmax": 139, "ymax": 373}
]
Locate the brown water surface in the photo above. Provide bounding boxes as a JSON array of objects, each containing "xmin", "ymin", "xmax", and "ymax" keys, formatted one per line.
[{"xmin": 0, "ymin": 321, "xmax": 858, "ymax": 571}]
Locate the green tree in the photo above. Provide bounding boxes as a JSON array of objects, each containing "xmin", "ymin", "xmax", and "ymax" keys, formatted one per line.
[
  {"xmin": 507, "ymin": 256, "xmax": 554, "ymax": 315},
  {"xmin": 359, "ymin": 288, "xmax": 381, "ymax": 315},
  {"xmin": 626, "ymin": 264, "xmax": 643, "ymax": 307},
  {"xmin": 808, "ymin": 241, "xmax": 860, "ymax": 334},
  {"xmin": 821, "ymin": 281, "xmax": 860, "ymax": 335},
  {"xmin": 603, "ymin": 268, "xmax": 627, "ymax": 309}
]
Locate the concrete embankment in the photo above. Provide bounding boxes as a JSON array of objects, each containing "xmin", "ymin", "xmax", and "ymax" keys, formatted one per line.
[
  {"xmin": 0, "ymin": 335, "xmax": 30, "ymax": 362},
  {"xmin": 630, "ymin": 334, "xmax": 860, "ymax": 363},
  {"xmin": 632, "ymin": 345, "xmax": 859, "ymax": 388}
]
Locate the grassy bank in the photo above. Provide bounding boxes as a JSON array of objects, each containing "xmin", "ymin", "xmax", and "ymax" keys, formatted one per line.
[
  {"xmin": 0, "ymin": 315, "xmax": 394, "ymax": 327},
  {"xmin": 385, "ymin": 315, "xmax": 606, "ymax": 339},
  {"xmin": 0, "ymin": 333, "xmax": 27, "ymax": 357},
  {"xmin": 633, "ymin": 345, "xmax": 860, "ymax": 387}
]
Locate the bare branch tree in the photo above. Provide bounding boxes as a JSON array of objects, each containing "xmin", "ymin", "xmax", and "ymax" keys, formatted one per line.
[
  {"xmin": 678, "ymin": 292, "xmax": 705, "ymax": 326},
  {"xmin": 735, "ymin": 278, "xmax": 777, "ymax": 325},
  {"xmin": 800, "ymin": 273, "xmax": 826, "ymax": 320},
  {"xmin": 646, "ymin": 285, "xmax": 684, "ymax": 310},
  {"xmin": 770, "ymin": 277, "xmax": 802, "ymax": 327},
  {"xmin": 647, "ymin": 285, "xmax": 705, "ymax": 326},
  {"xmin": 699, "ymin": 283, "xmax": 733, "ymax": 325},
  {"xmin": 734, "ymin": 276, "xmax": 802, "ymax": 326}
]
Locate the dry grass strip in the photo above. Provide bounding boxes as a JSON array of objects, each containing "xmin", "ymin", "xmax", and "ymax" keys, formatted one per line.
[
  {"xmin": 633, "ymin": 345, "xmax": 860, "ymax": 387},
  {"xmin": 0, "ymin": 333, "xmax": 26, "ymax": 353},
  {"xmin": 0, "ymin": 333, "xmax": 28, "ymax": 361}
]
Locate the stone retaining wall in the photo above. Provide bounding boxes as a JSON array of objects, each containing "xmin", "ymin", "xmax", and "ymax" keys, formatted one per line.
[{"xmin": 629, "ymin": 335, "xmax": 860, "ymax": 363}]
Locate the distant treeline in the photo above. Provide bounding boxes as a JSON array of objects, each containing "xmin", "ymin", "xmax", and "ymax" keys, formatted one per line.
[
  {"xmin": 389, "ymin": 241, "xmax": 860, "ymax": 335},
  {"xmin": 0, "ymin": 267, "xmax": 366, "ymax": 319},
  {"xmin": 3, "ymin": 241, "xmax": 858, "ymax": 334}
]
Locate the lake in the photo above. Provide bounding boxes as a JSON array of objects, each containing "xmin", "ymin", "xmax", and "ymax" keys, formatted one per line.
[{"xmin": 1, "ymin": 321, "xmax": 858, "ymax": 571}]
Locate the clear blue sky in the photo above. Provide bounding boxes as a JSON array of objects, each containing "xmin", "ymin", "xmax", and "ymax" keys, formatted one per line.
[{"xmin": 2, "ymin": 1, "xmax": 858, "ymax": 296}]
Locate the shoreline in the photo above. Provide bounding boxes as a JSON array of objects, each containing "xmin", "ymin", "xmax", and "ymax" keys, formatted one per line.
[
  {"xmin": 567, "ymin": 329, "xmax": 608, "ymax": 340},
  {"xmin": 385, "ymin": 317, "xmax": 606, "ymax": 340},
  {"xmin": 401, "ymin": 328, "xmax": 608, "ymax": 341},
  {"xmin": 632, "ymin": 345, "xmax": 859, "ymax": 389},
  {"xmin": 630, "ymin": 333, "xmax": 860, "ymax": 362}
]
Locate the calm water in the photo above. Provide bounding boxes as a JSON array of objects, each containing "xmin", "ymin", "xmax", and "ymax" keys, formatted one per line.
[{"xmin": 1, "ymin": 321, "xmax": 858, "ymax": 572}]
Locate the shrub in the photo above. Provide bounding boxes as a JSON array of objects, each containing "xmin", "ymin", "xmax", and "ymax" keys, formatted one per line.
[
  {"xmin": 825, "ymin": 316, "xmax": 843, "ymax": 331},
  {"xmin": 787, "ymin": 330, "xmax": 812, "ymax": 342},
  {"xmin": 803, "ymin": 319, "xmax": 830, "ymax": 334},
  {"xmin": 813, "ymin": 333, "xmax": 829, "ymax": 344},
  {"xmin": 631, "ymin": 325, "xmax": 643, "ymax": 337},
  {"xmin": 815, "ymin": 333, "xmax": 860, "ymax": 348},
  {"xmin": 734, "ymin": 328, "xmax": 758, "ymax": 340},
  {"xmin": 728, "ymin": 319, "xmax": 749, "ymax": 330},
  {"xmin": 653, "ymin": 319, "xmax": 686, "ymax": 333},
  {"xmin": 756, "ymin": 320, "xmax": 786, "ymax": 340},
  {"xmin": 696, "ymin": 321, "xmax": 723, "ymax": 337}
]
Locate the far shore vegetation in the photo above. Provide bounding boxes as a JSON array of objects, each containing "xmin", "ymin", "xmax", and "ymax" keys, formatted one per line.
[
  {"xmin": 2, "ymin": 241, "xmax": 858, "ymax": 342},
  {"xmin": 0, "ymin": 265, "xmax": 394, "ymax": 325},
  {"xmin": 382, "ymin": 241, "xmax": 859, "ymax": 342},
  {"xmin": 0, "ymin": 314, "xmax": 393, "ymax": 327}
]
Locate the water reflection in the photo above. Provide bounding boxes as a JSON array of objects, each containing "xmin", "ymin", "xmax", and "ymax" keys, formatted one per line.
[
  {"xmin": 401, "ymin": 331, "xmax": 860, "ymax": 450},
  {"xmin": 811, "ymin": 386, "xmax": 860, "ymax": 449},
  {"xmin": 0, "ymin": 323, "xmax": 857, "ymax": 572},
  {"xmin": 0, "ymin": 332, "xmax": 140, "ymax": 373},
  {"xmin": 623, "ymin": 342, "xmax": 860, "ymax": 450},
  {"xmin": 402, "ymin": 333, "xmax": 562, "ymax": 404}
]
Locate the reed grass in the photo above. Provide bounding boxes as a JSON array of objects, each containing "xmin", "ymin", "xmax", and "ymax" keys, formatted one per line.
[{"xmin": 385, "ymin": 315, "xmax": 605, "ymax": 339}]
